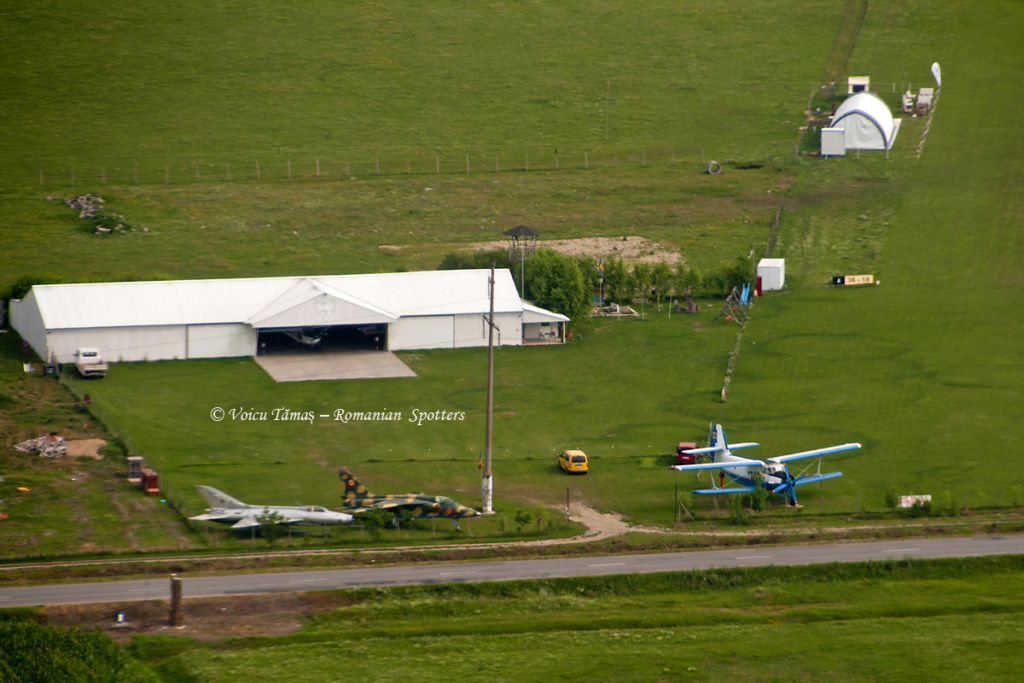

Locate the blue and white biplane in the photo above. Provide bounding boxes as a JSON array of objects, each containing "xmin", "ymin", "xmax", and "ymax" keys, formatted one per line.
[{"xmin": 670, "ymin": 424, "xmax": 861, "ymax": 506}]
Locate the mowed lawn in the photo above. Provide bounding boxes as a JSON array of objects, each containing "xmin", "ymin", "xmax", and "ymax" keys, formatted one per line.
[
  {"xmin": 68, "ymin": 305, "xmax": 739, "ymax": 523},
  {"xmin": 724, "ymin": 0, "xmax": 1024, "ymax": 511},
  {"xmin": 0, "ymin": 0, "xmax": 840, "ymax": 178},
  {"xmin": 3, "ymin": 0, "xmax": 1023, "ymax": 527},
  {"xmin": 138, "ymin": 558, "xmax": 1024, "ymax": 681}
]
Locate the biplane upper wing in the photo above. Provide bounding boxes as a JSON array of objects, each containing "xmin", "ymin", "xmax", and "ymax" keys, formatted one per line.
[
  {"xmin": 669, "ymin": 456, "xmax": 760, "ymax": 472},
  {"xmin": 768, "ymin": 443, "xmax": 861, "ymax": 464},
  {"xmin": 680, "ymin": 442, "xmax": 759, "ymax": 456}
]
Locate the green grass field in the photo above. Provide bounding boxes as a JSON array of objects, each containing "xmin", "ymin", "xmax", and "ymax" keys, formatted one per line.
[
  {"xmin": 0, "ymin": 1, "xmax": 840, "ymax": 178},
  {"xmin": 1, "ymin": 0, "xmax": 1023, "ymax": 677},
  {"xmin": 129, "ymin": 557, "xmax": 1024, "ymax": 681},
  {"xmin": 1, "ymin": 0, "xmax": 1021, "ymax": 530}
]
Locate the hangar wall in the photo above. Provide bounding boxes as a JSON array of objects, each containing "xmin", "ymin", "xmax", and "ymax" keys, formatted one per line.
[
  {"xmin": 43, "ymin": 324, "xmax": 255, "ymax": 363},
  {"xmin": 48, "ymin": 326, "xmax": 187, "ymax": 363},
  {"xmin": 390, "ymin": 313, "xmax": 522, "ymax": 350},
  {"xmin": 186, "ymin": 324, "xmax": 256, "ymax": 359},
  {"xmin": 390, "ymin": 316, "xmax": 456, "ymax": 350},
  {"xmin": 9, "ymin": 293, "xmax": 48, "ymax": 361}
]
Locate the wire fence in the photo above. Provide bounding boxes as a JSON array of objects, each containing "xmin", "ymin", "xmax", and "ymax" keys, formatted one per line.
[{"xmin": 13, "ymin": 144, "xmax": 780, "ymax": 190}]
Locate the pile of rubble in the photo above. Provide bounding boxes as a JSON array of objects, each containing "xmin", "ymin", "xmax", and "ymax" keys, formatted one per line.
[
  {"xmin": 50, "ymin": 194, "xmax": 137, "ymax": 234},
  {"xmin": 62, "ymin": 193, "xmax": 105, "ymax": 218},
  {"xmin": 14, "ymin": 433, "xmax": 66, "ymax": 458}
]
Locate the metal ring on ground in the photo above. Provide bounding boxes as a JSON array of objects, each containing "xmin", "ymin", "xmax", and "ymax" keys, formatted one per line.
[{"xmin": 706, "ymin": 161, "xmax": 722, "ymax": 175}]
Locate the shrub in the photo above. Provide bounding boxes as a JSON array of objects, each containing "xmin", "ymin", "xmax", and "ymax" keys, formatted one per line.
[
  {"xmin": 728, "ymin": 494, "xmax": 750, "ymax": 525},
  {"xmin": 749, "ymin": 472, "xmax": 769, "ymax": 512},
  {"xmin": 0, "ymin": 621, "xmax": 154, "ymax": 682}
]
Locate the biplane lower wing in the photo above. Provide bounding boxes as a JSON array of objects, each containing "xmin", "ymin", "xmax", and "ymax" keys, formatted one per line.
[
  {"xmin": 692, "ymin": 485, "xmax": 756, "ymax": 496},
  {"xmin": 791, "ymin": 471, "xmax": 843, "ymax": 487}
]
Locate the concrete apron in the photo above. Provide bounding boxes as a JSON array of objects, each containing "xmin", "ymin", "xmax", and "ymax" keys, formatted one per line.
[{"xmin": 255, "ymin": 350, "xmax": 417, "ymax": 382}]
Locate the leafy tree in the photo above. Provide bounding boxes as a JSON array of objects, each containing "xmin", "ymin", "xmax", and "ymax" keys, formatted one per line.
[
  {"xmin": 601, "ymin": 257, "xmax": 630, "ymax": 303},
  {"xmin": 673, "ymin": 262, "xmax": 702, "ymax": 298},
  {"xmin": 524, "ymin": 248, "xmax": 590, "ymax": 321},
  {"xmin": 722, "ymin": 255, "xmax": 756, "ymax": 293},
  {"xmin": 700, "ymin": 256, "xmax": 756, "ymax": 298},
  {"xmin": 602, "ymin": 256, "xmax": 642, "ymax": 304},
  {"xmin": 631, "ymin": 262, "xmax": 652, "ymax": 301},
  {"xmin": 437, "ymin": 249, "xmax": 512, "ymax": 271},
  {"xmin": 576, "ymin": 256, "xmax": 601, "ymax": 292},
  {"xmin": 702, "ymin": 267, "xmax": 729, "ymax": 297},
  {"xmin": 651, "ymin": 261, "xmax": 673, "ymax": 304}
]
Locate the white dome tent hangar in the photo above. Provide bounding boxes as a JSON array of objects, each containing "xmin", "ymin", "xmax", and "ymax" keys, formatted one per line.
[{"xmin": 821, "ymin": 91, "xmax": 902, "ymax": 157}]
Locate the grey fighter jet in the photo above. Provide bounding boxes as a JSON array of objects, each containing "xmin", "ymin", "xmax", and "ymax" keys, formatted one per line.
[{"xmin": 190, "ymin": 485, "xmax": 354, "ymax": 529}]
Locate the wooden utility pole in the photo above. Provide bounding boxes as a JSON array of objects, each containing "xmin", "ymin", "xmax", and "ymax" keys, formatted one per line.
[{"xmin": 169, "ymin": 574, "xmax": 183, "ymax": 626}]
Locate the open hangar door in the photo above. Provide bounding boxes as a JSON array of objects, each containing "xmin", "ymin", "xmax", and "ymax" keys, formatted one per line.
[{"xmin": 256, "ymin": 324, "xmax": 388, "ymax": 355}]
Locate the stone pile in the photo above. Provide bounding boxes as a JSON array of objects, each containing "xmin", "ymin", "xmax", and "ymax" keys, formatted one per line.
[
  {"xmin": 50, "ymin": 194, "xmax": 135, "ymax": 234},
  {"xmin": 62, "ymin": 193, "xmax": 106, "ymax": 219}
]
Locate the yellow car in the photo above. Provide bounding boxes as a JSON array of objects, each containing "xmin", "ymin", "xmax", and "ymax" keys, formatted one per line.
[{"xmin": 558, "ymin": 449, "xmax": 589, "ymax": 474}]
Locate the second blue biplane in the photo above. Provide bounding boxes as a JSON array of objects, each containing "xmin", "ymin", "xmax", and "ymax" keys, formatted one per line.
[{"xmin": 670, "ymin": 424, "xmax": 861, "ymax": 506}]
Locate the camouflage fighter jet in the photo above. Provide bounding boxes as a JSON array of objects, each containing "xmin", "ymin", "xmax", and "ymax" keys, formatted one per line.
[{"xmin": 338, "ymin": 467, "xmax": 481, "ymax": 526}]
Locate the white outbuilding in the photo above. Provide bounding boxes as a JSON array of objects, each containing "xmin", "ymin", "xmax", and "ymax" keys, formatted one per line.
[
  {"xmin": 757, "ymin": 258, "xmax": 786, "ymax": 292},
  {"xmin": 821, "ymin": 91, "xmax": 901, "ymax": 156},
  {"xmin": 9, "ymin": 269, "xmax": 569, "ymax": 365}
]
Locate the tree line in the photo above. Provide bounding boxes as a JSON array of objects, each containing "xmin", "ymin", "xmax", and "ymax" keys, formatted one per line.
[{"xmin": 438, "ymin": 248, "xmax": 756, "ymax": 322}]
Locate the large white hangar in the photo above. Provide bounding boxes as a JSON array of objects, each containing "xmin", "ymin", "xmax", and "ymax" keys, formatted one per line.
[{"xmin": 9, "ymin": 269, "xmax": 569, "ymax": 365}]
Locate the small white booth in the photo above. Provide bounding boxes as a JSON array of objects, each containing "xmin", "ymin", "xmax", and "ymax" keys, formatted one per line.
[{"xmin": 757, "ymin": 258, "xmax": 786, "ymax": 292}]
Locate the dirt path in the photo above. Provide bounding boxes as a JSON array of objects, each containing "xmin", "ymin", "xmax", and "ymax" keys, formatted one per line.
[
  {"xmin": 532, "ymin": 504, "xmax": 666, "ymax": 544},
  {"xmin": 466, "ymin": 235, "xmax": 684, "ymax": 265}
]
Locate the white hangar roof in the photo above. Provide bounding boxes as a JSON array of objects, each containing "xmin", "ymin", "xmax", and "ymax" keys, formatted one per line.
[
  {"xmin": 522, "ymin": 302, "xmax": 571, "ymax": 324},
  {"xmin": 25, "ymin": 269, "xmax": 527, "ymax": 331}
]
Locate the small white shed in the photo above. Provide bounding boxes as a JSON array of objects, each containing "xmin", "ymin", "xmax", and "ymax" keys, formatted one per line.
[
  {"xmin": 847, "ymin": 76, "xmax": 870, "ymax": 94},
  {"xmin": 820, "ymin": 128, "xmax": 847, "ymax": 157},
  {"xmin": 757, "ymin": 258, "xmax": 785, "ymax": 291}
]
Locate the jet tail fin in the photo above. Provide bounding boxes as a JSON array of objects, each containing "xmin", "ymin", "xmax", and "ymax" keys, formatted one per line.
[
  {"xmin": 339, "ymin": 467, "xmax": 372, "ymax": 502},
  {"xmin": 196, "ymin": 485, "xmax": 248, "ymax": 509}
]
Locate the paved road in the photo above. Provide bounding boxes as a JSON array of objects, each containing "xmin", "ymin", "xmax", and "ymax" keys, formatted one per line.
[{"xmin": 2, "ymin": 535, "xmax": 1021, "ymax": 608}]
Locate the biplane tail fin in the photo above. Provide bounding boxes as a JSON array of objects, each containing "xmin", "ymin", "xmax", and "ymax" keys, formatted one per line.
[{"xmin": 680, "ymin": 424, "xmax": 759, "ymax": 462}]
